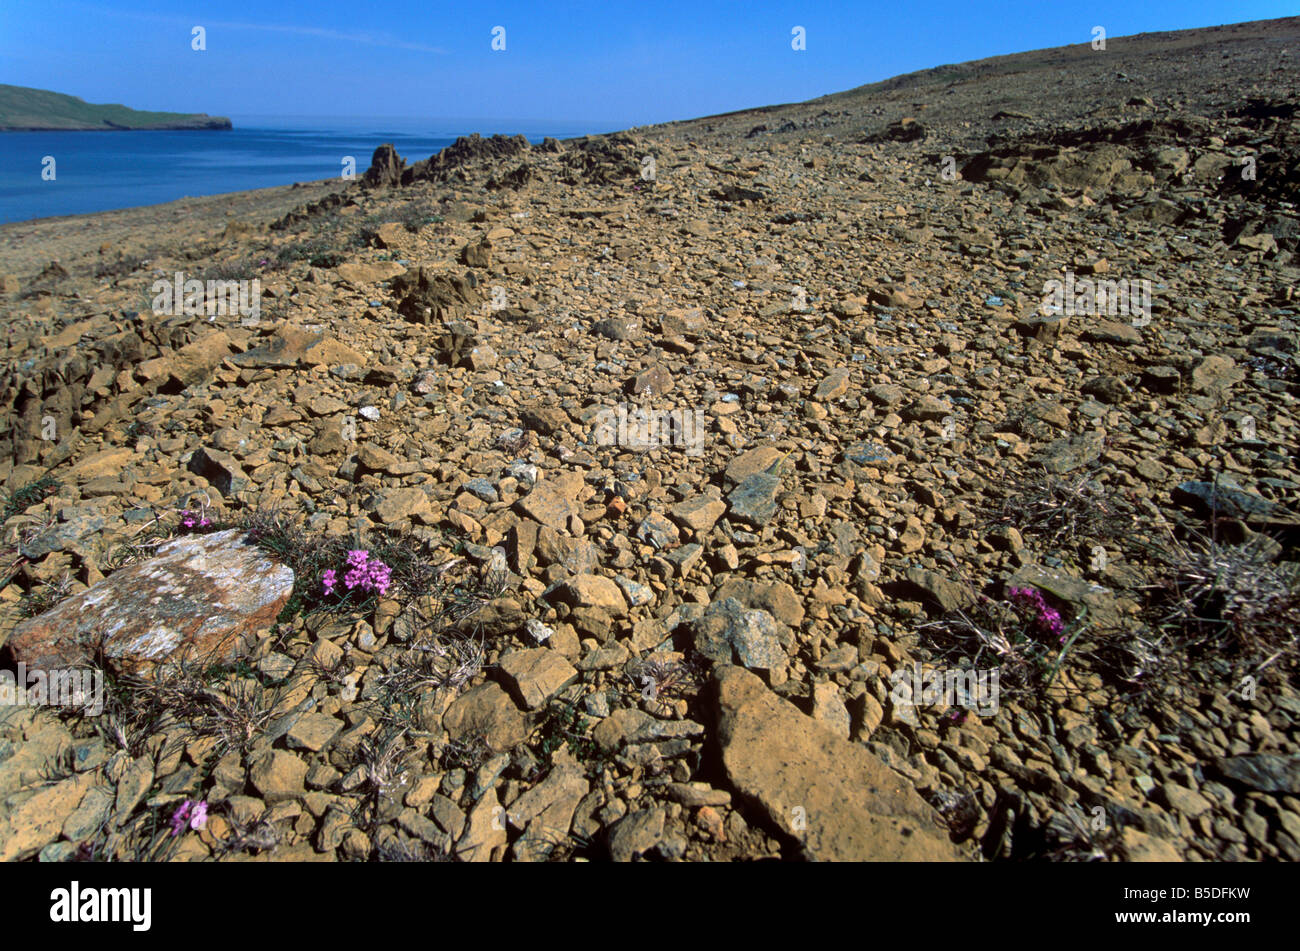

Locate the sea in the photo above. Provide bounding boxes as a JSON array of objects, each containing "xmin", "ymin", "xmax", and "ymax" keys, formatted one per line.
[{"xmin": 0, "ymin": 114, "xmax": 615, "ymax": 224}]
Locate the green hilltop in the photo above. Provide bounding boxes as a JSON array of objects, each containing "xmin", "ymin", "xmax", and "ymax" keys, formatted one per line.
[{"xmin": 0, "ymin": 84, "xmax": 231, "ymax": 131}]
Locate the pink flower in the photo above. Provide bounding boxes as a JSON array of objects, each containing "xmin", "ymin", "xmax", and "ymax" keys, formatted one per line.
[
  {"xmin": 189, "ymin": 801, "xmax": 208, "ymax": 831},
  {"xmin": 326, "ymin": 551, "xmax": 392, "ymax": 599},
  {"xmin": 170, "ymin": 800, "xmax": 192, "ymax": 836},
  {"xmin": 180, "ymin": 510, "xmax": 212, "ymax": 532},
  {"xmin": 1008, "ymin": 586, "xmax": 1066, "ymax": 641}
]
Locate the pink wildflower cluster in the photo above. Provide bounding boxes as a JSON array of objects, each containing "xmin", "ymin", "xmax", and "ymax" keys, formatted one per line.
[
  {"xmin": 1007, "ymin": 586, "xmax": 1065, "ymax": 642},
  {"xmin": 170, "ymin": 799, "xmax": 208, "ymax": 836},
  {"xmin": 322, "ymin": 549, "xmax": 392, "ymax": 598},
  {"xmin": 180, "ymin": 510, "xmax": 212, "ymax": 531}
]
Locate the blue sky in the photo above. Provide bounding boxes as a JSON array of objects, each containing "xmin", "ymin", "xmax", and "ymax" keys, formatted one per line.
[{"xmin": 1, "ymin": 1, "xmax": 1293, "ymax": 127}]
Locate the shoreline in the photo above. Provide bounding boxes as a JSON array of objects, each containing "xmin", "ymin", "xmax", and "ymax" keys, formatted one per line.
[{"xmin": 0, "ymin": 177, "xmax": 349, "ymax": 276}]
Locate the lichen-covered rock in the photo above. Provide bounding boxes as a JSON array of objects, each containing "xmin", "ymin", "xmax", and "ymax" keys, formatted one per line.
[{"xmin": 5, "ymin": 529, "xmax": 293, "ymax": 677}]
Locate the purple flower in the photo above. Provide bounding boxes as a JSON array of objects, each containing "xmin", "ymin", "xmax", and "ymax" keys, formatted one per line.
[
  {"xmin": 327, "ymin": 551, "xmax": 393, "ymax": 599},
  {"xmin": 189, "ymin": 801, "xmax": 208, "ymax": 831},
  {"xmin": 1008, "ymin": 586, "xmax": 1066, "ymax": 642},
  {"xmin": 180, "ymin": 510, "xmax": 212, "ymax": 532},
  {"xmin": 170, "ymin": 800, "xmax": 193, "ymax": 836}
]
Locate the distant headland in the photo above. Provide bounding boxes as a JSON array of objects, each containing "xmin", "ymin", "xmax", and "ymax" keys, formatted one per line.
[{"xmin": 0, "ymin": 84, "xmax": 231, "ymax": 131}]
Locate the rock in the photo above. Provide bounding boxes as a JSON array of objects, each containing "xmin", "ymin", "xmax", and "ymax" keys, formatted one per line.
[
  {"xmin": 713, "ymin": 578, "xmax": 805, "ymax": 626},
  {"xmin": 890, "ymin": 568, "xmax": 974, "ymax": 615},
  {"xmin": 498, "ymin": 649, "xmax": 579, "ymax": 710},
  {"xmin": 1031, "ymin": 431, "xmax": 1104, "ymax": 474},
  {"xmin": 374, "ymin": 222, "xmax": 410, "ymax": 249},
  {"xmin": 286, "ymin": 713, "xmax": 343, "ymax": 753},
  {"xmin": 113, "ymin": 757, "xmax": 154, "ymax": 821},
  {"xmin": 461, "ymin": 237, "xmax": 493, "ymax": 268},
  {"xmin": 902, "ymin": 395, "xmax": 952, "ymax": 422},
  {"xmin": 635, "ymin": 512, "xmax": 680, "ymax": 550},
  {"xmin": 506, "ymin": 761, "xmax": 589, "ymax": 834},
  {"xmin": 467, "ymin": 344, "xmax": 497, "ymax": 371},
  {"xmin": 233, "ymin": 328, "xmax": 368, "ymax": 369},
  {"xmin": 335, "ymin": 261, "xmax": 406, "ymax": 285},
  {"xmin": 6, "ymin": 529, "xmax": 293, "ymax": 677},
  {"xmin": 249, "ymin": 750, "xmax": 308, "ymax": 803},
  {"xmin": 464, "ymin": 596, "xmax": 526, "ymax": 638},
  {"xmin": 1140, "ymin": 366, "xmax": 1182, "ymax": 393},
  {"xmin": 1082, "ymin": 375, "xmax": 1130, "ymax": 405},
  {"xmin": 363, "ymin": 143, "xmax": 407, "ymax": 187},
  {"xmin": 136, "ymin": 331, "xmax": 232, "ymax": 389},
  {"xmin": 524, "ymin": 618, "xmax": 554, "ymax": 644},
  {"xmin": 187, "ymin": 446, "xmax": 248, "ymax": 496},
  {"xmin": 18, "ymin": 510, "xmax": 106, "ymax": 560},
  {"xmin": 368, "ymin": 486, "xmax": 433, "ymax": 524},
  {"xmin": 456, "ymin": 788, "xmax": 508, "ymax": 862},
  {"xmin": 514, "ymin": 477, "xmax": 583, "ymax": 531},
  {"xmin": 607, "ymin": 807, "xmax": 666, "ymax": 861},
  {"xmin": 614, "ymin": 575, "xmax": 654, "ymax": 607},
  {"xmin": 463, "ymin": 478, "xmax": 498, "ymax": 503},
  {"xmin": 1191, "ymin": 355, "xmax": 1246, "ymax": 393},
  {"xmin": 356, "ymin": 443, "xmax": 403, "ymax": 475},
  {"xmin": 390, "ymin": 266, "xmax": 483, "ymax": 324},
  {"xmin": 1081, "ymin": 321, "xmax": 1142, "ymax": 345},
  {"xmin": 813, "ymin": 368, "xmax": 851, "ymax": 401},
  {"xmin": 536, "ymin": 530, "xmax": 599, "ymax": 573},
  {"xmin": 1208, "ymin": 755, "xmax": 1300, "ymax": 795},
  {"xmin": 61, "ymin": 783, "xmax": 115, "ymax": 842},
  {"xmin": 67, "ymin": 448, "xmax": 134, "ymax": 482},
  {"xmin": 868, "ymin": 383, "xmax": 905, "ymax": 407},
  {"xmin": 727, "ymin": 471, "xmax": 782, "ymax": 527},
  {"xmin": 663, "ymin": 783, "xmax": 732, "ymax": 808},
  {"xmin": 544, "ymin": 574, "xmax": 628, "ymax": 616},
  {"xmin": 594, "ymin": 316, "xmax": 639, "ymax": 341},
  {"xmin": 592, "ymin": 708, "xmax": 704, "ymax": 751},
  {"xmin": 1172, "ymin": 481, "xmax": 1287, "ymax": 523},
  {"xmin": 898, "ymin": 517, "xmax": 926, "ymax": 554},
  {"xmin": 871, "ymin": 116, "xmax": 926, "ymax": 142},
  {"xmin": 689, "ymin": 599, "xmax": 790, "ymax": 672},
  {"xmin": 1154, "ymin": 783, "xmax": 1212, "ymax": 818},
  {"xmin": 630, "ymin": 365, "xmax": 674, "ymax": 396},
  {"xmin": 0, "ymin": 772, "xmax": 97, "ymax": 861},
  {"xmin": 520, "ymin": 406, "xmax": 570, "ymax": 436},
  {"xmin": 429, "ymin": 795, "xmax": 466, "ymax": 840},
  {"xmin": 1122, "ymin": 828, "xmax": 1184, "ymax": 862},
  {"xmin": 724, "ymin": 446, "xmax": 786, "ymax": 486},
  {"xmin": 811, "ymin": 682, "xmax": 851, "ymax": 739},
  {"xmin": 442, "ymin": 683, "xmax": 526, "ymax": 752},
  {"xmin": 712, "ymin": 666, "xmax": 964, "ymax": 860}
]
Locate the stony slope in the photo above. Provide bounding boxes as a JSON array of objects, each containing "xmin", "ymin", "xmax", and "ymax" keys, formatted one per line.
[{"xmin": 0, "ymin": 18, "xmax": 1297, "ymax": 862}]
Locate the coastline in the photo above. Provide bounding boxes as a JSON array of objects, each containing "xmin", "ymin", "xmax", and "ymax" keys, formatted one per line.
[
  {"xmin": 0, "ymin": 119, "xmax": 232, "ymax": 131},
  {"xmin": 0, "ymin": 177, "xmax": 347, "ymax": 276}
]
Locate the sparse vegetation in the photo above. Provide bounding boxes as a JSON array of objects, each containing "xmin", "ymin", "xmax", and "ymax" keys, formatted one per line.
[{"xmin": 1, "ymin": 473, "xmax": 61, "ymax": 522}]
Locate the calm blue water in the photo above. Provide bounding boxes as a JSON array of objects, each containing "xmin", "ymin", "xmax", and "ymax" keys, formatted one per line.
[{"xmin": 0, "ymin": 115, "xmax": 612, "ymax": 224}]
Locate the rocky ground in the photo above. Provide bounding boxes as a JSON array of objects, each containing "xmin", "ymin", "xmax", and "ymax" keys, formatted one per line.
[{"xmin": 0, "ymin": 17, "xmax": 1298, "ymax": 862}]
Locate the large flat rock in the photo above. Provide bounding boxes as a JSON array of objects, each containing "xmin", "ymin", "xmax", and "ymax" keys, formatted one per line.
[
  {"xmin": 5, "ymin": 529, "xmax": 293, "ymax": 677},
  {"xmin": 713, "ymin": 666, "xmax": 966, "ymax": 861}
]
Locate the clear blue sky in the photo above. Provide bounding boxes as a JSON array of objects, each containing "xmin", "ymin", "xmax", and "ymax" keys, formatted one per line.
[{"xmin": 1, "ymin": 1, "xmax": 1293, "ymax": 126}]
